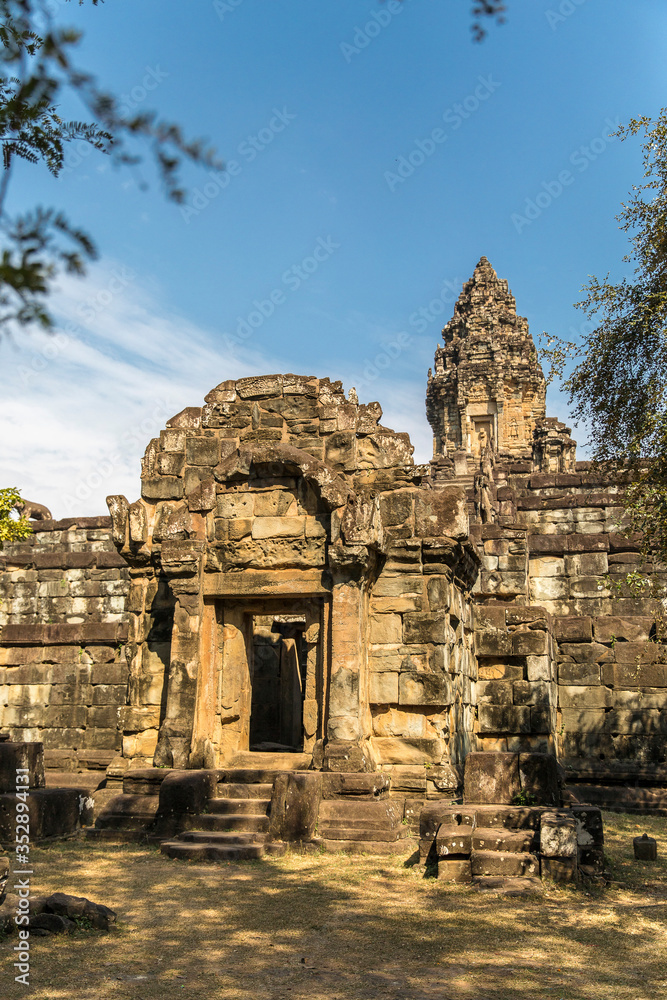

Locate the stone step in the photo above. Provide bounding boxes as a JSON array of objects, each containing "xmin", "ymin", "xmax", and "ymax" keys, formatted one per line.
[
  {"xmin": 319, "ymin": 824, "xmax": 408, "ymax": 843},
  {"xmin": 190, "ymin": 813, "xmax": 269, "ymax": 833},
  {"xmin": 471, "ymin": 876, "xmax": 542, "ymax": 896},
  {"xmin": 160, "ymin": 839, "xmax": 286, "ymax": 862},
  {"xmin": 318, "ymin": 799, "xmax": 404, "ymax": 822},
  {"xmin": 470, "ymin": 805, "xmax": 546, "ymax": 830},
  {"xmin": 434, "ymin": 824, "xmax": 473, "ymax": 856},
  {"xmin": 215, "ymin": 782, "xmax": 274, "ymax": 799},
  {"xmin": 419, "ymin": 805, "xmax": 476, "ymax": 839},
  {"xmin": 91, "ymin": 813, "xmax": 157, "ymax": 831},
  {"xmin": 228, "ymin": 752, "xmax": 312, "ymax": 771},
  {"xmin": 472, "ymin": 827, "xmax": 537, "ymax": 853},
  {"xmin": 208, "ymin": 798, "xmax": 271, "ymax": 816},
  {"xmin": 436, "ymin": 857, "xmax": 472, "ymax": 882},
  {"xmin": 318, "ymin": 815, "xmax": 403, "ymax": 832},
  {"xmin": 320, "ymin": 837, "xmax": 417, "ymax": 855},
  {"xmin": 471, "ymin": 850, "xmax": 540, "ymax": 877},
  {"xmin": 179, "ymin": 831, "xmax": 269, "ymax": 846}
]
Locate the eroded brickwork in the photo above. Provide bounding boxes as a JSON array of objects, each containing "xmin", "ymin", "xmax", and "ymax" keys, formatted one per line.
[{"xmin": 0, "ymin": 518, "xmax": 129, "ymax": 771}]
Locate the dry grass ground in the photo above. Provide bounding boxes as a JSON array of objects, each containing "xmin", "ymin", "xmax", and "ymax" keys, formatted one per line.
[{"xmin": 1, "ymin": 811, "xmax": 665, "ymax": 1000}]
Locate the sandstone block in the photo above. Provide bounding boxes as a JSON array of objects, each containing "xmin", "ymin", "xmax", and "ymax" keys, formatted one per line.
[
  {"xmin": 593, "ymin": 616, "xmax": 653, "ymax": 643},
  {"xmin": 370, "ymin": 613, "xmax": 402, "ymax": 645},
  {"xmin": 372, "ymin": 707, "xmax": 427, "ymax": 738},
  {"xmin": 559, "ymin": 708, "xmax": 605, "ymax": 733},
  {"xmin": 399, "ymin": 671, "xmax": 451, "ymax": 707},
  {"xmin": 554, "ymin": 616, "xmax": 593, "ymax": 643},
  {"xmin": 414, "ymin": 489, "xmax": 467, "ymax": 540},
  {"xmin": 374, "ymin": 575, "xmax": 423, "ymax": 598},
  {"xmin": 236, "ymin": 375, "xmax": 283, "ymax": 398},
  {"xmin": 119, "ymin": 706, "xmax": 161, "ymax": 731},
  {"xmin": 142, "ymin": 477, "xmax": 184, "ymax": 501},
  {"xmin": 369, "ymin": 671, "xmax": 399, "ymax": 704},
  {"xmin": 477, "ymin": 680, "xmax": 513, "ymax": 705},
  {"xmin": 478, "ymin": 705, "xmax": 531, "ymax": 735},
  {"xmin": 559, "ymin": 686, "xmax": 611, "ymax": 710},
  {"xmin": 87, "ymin": 706, "xmax": 120, "ymax": 728},
  {"xmin": 216, "ymin": 493, "xmax": 254, "ymax": 518},
  {"xmin": 122, "ymin": 730, "xmax": 158, "ymax": 757},
  {"xmin": 559, "ymin": 642, "xmax": 613, "ymax": 663},
  {"xmin": 92, "ymin": 684, "xmax": 127, "ymax": 706},
  {"xmin": 526, "ymin": 655, "xmax": 550, "ymax": 682},
  {"xmin": 44, "ymin": 705, "xmax": 87, "ymax": 728},
  {"xmin": 541, "ymin": 856, "xmax": 578, "ymax": 882},
  {"xmin": 463, "ymin": 752, "xmax": 520, "ymax": 805},
  {"xmin": 475, "ymin": 630, "xmax": 512, "ymax": 656},
  {"xmin": 529, "ymin": 556, "xmax": 565, "ymax": 578},
  {"xmin": 540, "ymin": 811, "xmax": 577, "ymax": 858},
  {"xmin": 530, "ymin": 577, "xmax": 568, "ymax": 601},
  {"xmin": 371, "ymin": 737, "xmax": 444, "ymax": 764},
  {"xmin": 558, "ymin": 660, "xmax": 600, "ymax": 685},
  {"xmin": 512, "ymin": 630, "xmax": 548, "ymax": 656},
  {"xmin": 251, "ymin": 517, "xmax": 305, "ymax": 540},
  {"xmin": 519, "ymin": 753, "xmax": 560, "ymax": 806}
]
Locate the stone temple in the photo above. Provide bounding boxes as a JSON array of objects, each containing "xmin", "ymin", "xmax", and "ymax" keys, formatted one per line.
[{"xmin": 0, "ymin": 258, "xmax": 663, "ymax": 879}]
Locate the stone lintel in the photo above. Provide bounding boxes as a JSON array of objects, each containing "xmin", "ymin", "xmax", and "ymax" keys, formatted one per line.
[{"xmin": 202, "ymin": 569, "xmax": 330, "ymax": 597}]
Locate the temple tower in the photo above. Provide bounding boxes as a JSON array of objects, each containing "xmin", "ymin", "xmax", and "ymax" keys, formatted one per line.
[{"xmin": 426, "ymin": 257, "xmax": 547, "ymax": 470}]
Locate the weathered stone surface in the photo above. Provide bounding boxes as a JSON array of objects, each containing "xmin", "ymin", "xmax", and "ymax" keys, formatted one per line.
[
  {"xmin": 464, "ymin": 752, "xmax": 520, "ymax": 805},
  {"xmin": 540, "ymin": 811, "xmax": 577, "ymax": 858},
  {"xmin": 518, "ymin": 753, "xmax": 560, "ymax": 806},
  {"xmin": 371, "ymin": 737, "xmax": 444, "ymax": 765}
]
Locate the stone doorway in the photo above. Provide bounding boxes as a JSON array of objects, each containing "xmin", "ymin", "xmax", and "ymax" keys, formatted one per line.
[
  {"xmin": 249, "ymin": 614, "xmax": 307, "ymax": 751},
  {"xmin": 205, "ymin": 595, "xmax": 328, "ymax": 763}
]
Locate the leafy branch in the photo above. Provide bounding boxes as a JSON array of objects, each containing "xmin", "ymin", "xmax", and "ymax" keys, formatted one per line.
[{"xmin": 0, "ymin": 0, "xmax": 220, "ymax": 333}]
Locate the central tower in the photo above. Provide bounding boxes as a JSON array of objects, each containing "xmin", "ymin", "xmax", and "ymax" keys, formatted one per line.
[{"xmin": 426, "ymin": 257, "xmax": 547, "ymax": 469}]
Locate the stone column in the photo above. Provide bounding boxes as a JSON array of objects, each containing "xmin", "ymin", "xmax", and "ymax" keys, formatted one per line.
[
  {"xmin": 322, "ymin": 497, "xmax": 385, "ymax": 772},
  {"xmin": 153, "ymin": 539, "xmax": 205, "ymax": 768}
]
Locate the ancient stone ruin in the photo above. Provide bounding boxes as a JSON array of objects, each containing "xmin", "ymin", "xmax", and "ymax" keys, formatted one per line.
[{"xmin": 1, "ymin": 257, "xmax": 665, "ymax": 880}]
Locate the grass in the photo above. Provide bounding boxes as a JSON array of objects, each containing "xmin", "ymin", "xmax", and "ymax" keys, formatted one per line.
[{"xmin": 0, "ymin": 811, "xmax": 665, "ymax": 999}]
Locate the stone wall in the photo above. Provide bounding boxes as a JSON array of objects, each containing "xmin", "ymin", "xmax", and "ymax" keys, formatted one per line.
[
  {"xmin": 0, "ymin": 518, "xmax": 130, "ymax": 772},
  {"xmin": 471, "ymin": 463, "xmax": 667, "ymax": 785}
]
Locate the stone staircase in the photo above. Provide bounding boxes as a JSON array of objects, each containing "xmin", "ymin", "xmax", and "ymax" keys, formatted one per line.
[
  {"xmin": 160, "ymin": 771, "xmax": 286, "ymax": 861},
  {"xmin": 317, "ymin": 797, "xmax": 410, "ymax": 854},
  {"xmin": 420, "ymin": 803, "xmax": 542, "ymax": 881}
]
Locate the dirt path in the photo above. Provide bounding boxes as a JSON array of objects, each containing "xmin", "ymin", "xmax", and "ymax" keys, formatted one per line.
[{"xmin": 1, "ymin": 811, "xmax": 665, "ymax": 999}]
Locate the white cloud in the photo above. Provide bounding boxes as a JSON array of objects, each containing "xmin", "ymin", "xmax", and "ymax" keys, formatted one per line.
[{"xmin": 0, "ymin": 261, "xmax": 285, "ymax": 518}]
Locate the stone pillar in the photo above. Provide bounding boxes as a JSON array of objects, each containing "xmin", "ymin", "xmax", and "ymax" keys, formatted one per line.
[
  {"xmin": 153, "ymin": 540, "xmax": 205, "ymax": 768},
  {"xmin": 322, "ymin": 498, "xmax": 384, "ymax": 772}
]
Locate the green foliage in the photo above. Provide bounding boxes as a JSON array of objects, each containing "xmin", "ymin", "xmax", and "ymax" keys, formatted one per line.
[
  {"xmin": 540, "ymin": 109, "xmax": 667, "ymax": 562},
  {"xmin": 0, "ymin": 486, "xmax": 32, "ymax": 543},
  {"xmin": 0, "ymin": 0, "xmax": 220, "ymax": 332},
  {"xmin": 511, "ymin": 789, "xmax": 537, "ymax": 807},
  {"xmin": 471, "ymin": 1, "xmax": 506, "ymax": 41}
]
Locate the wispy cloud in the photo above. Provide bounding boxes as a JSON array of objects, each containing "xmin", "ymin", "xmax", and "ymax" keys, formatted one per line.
[
  {"xmin": 0, "ymin": 262, "xmax": 455, "ymax": 520},
  {"xmin": 0, "ymin": 261, "xmax": 285, "ymax": 517}
]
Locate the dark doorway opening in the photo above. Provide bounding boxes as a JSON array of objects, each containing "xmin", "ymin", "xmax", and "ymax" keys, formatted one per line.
[{"xmin": 249, "ymin": 614, "xmax": 307, "ymax": 751}]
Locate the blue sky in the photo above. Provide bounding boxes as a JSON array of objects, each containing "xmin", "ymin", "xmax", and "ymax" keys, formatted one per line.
[{"xmin": 2, "ymin": 0, "xmax": 666, "ymax": 516}]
